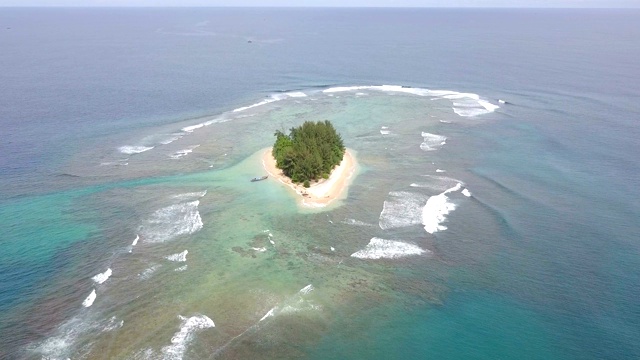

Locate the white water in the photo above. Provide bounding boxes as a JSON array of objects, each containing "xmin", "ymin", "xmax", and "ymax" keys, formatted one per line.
[
  {"xmin": 118, "ymin": 145, "xmax": 154, "ymax": 155},
  {"xmin": 160, "ymin": 315, "xmax": 215, "ymax": 360},
  {"xmin": 420, "ymin": 132, "xmax": 447, "ymax": 151},
  {"xmin": 82, "ymin": 289, "xmax": 96, "ymax": 308},
  {"xmin": 322, "ymin": 85, "xmax": 498, "ymax": 117},
  {"xmin": 422, "ymin": 183, "xmax": 463, "ymax": 234},
  {"xmin": 351, "ymin": 238, "xmax": 427, "ymax": 259},
  {"xmin": 379, "ymin": 191, "xmax": 427, "ymax": 230},
  {"xmin": 169, "ymin": 145, "xmax": 200, "ymax": 159},
  {"xmin": 91, "ymin": 268, "xmax": 112, "ymax": 284},
  {"xmin": 165, "ymin": 250, "xmax": 188, "ymax": 262},
  {"xmin": 141, "ymin": 201, "xmax": 203, "ymax": 243}
]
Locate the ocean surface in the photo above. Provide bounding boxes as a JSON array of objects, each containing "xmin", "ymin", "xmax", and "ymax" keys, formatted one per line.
[{"xmin": 1, "ymin": 7, "xmax": 639, "ymax": 360}]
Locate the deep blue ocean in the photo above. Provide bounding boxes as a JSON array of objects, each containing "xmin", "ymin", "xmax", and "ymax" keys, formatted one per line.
[{"xmin": 1, "ymin": 8, "xmax": 639, "ymax": 359}]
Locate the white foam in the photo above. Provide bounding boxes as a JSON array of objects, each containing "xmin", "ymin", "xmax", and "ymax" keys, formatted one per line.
[
  {"xmin": 172, "ymin": 190, "xmax": 207, "ymax": 201},
  {"xmin": 321, "ymin": 85, "xmax": 498, "ymax": 117},
  {"xmin": 175, "ymin": 265, "xmax": 188, "ymax": 272},
  {"xmin": 342, "ymin": 218, "xmax": 374, "ymax": 226},
  {"xmin": 379, "ymin": 191, "xmax": 427, "ymax": 230},
  {"xmin": 285, "ymin": 91, "xmax": 307, "ymax": 98},
  {"xmin": 422, "ymin": 183, "xmax": 462, "ymax": 234},
  {"xmin": 103, "ymin": 316, "xmax": 124, "ymax": 332},
  {"xmin": 260, "ymin": 307, "xmax": 276, "ymax": 322},
  {"xmin": 118, "ymin": 145, "xmax": 154, "ymax": 155},
  {"xmin": 159, "ymin": 133, "xmax": 185, "ymax": 145},
  {"xmin": 269, "ymin": 239, "xmax": 275, "ymax": 245},
  {"xmin": 166, "ymin": 250, "xmax": 188, "ymax": 262},
  {"xmin": 452, "ymin": 97, "xmax": 500, "ymax": 117},
  {"xmin": 323, "ymin": 85, "xmax": 432, "ymax": 97},
  {"xmin": 436, "ymin": 169, "xmax": 446, "ymax": 173},
  {"xmin": 351, "ymin": 237, "xmax": 426, "ymax": 259},
  {"xmin": 82, "ymin": 289, "xmax": 96, "ymax": 307},
  {"xmin": 129, "ymin": 234, "xmax": 139, "ymax": 253},
  {"xmin": 420, "ymin": 132, "xmax": 447, "ymax": 151},
  {"xmin": 323, "ymin": 85, "xmax": 370, "ymax": 93},
  {"xmin": 232, "ymin": 91, "xmax": 307, "ymax": 113},
  {"xmin": 141, "ymin": 200, "xmax": 203, "ymax": 243},
  {"xmin": 181, "ymin": 123, "xmax": 205, "ymax": 133},
  {"xmin": 479, "ymin": 99, "xmax": 500, "ymax": 112},
  {"xmin": 299, "ymin": 284, "xmax": 314, "ymax": 295},
  {"xmin": 161, "ymin": 315, "xmax": 215, "ymax": 360},
  {"xmin": 181, "ymin": 117, "xmax": 229, "ymax": 133},
  {"xmin": 139, "ymin": 264, "xmax": 161, "ymax": 280},
  {"xmin": 31, "ymin": 314, "xmax": 120, "ymax": 358},
  {"xmin": 462, "ymin": 188, "xmax": 472, "ymax": 197},
  {"xmin": 380, "ymin": 129, "xmax": 391, "ymax": 135},
  {"xmin": 170, "ymin": 145, "xmax": 200, "ymax": 159},
  {"xmin": 32, "ymin": 316, "xmax": 83, "ymax": 359},
  {"xmin": 232, "ymin": 96, "xmax": 280, "ymax": 112},
  {"xmin": 92, "ymin": 268, "xmax": 112, "ymax": 284},
  {"xmin": 251, "ymin": 247, "xmax": 267, "ymax": 252}
]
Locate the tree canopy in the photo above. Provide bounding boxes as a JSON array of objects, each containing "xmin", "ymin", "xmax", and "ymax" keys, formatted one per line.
[{"xmin": 272, "ymin": 120, "xmax": 345, "ymax": 186}]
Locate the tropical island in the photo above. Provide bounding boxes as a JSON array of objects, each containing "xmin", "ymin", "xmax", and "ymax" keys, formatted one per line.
[{"xmin": 262, "ymin": 120, "xmax": 357, "ymax": 207}]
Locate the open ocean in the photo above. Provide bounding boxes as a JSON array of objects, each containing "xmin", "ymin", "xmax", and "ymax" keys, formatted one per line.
[{"xmin": 1, "ymin": 7, "xmax": 639, "ymax": 360}]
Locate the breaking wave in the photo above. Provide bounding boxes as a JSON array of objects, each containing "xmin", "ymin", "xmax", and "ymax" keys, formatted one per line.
[
  {"xmin": 321, "ymin": 85, "xmax": 499, "ymax": 117},
  {"xmin": 379, "ymin": 191, "xmax": 427, "ymax": 230},
  {"xmin": 170, "ymin": 145, "xmax": 200, "ymax": 159},
  {"xmin": 172, "ymin": 190, "xmax": 207, "ymax": 201},
  {"xmin": 422, "ymin": 183, "xmax": 463, "ymax": 234},
  {"xmin": 160, "ymin": 315, "xmax": 215, "ymax": 360},
  {"xmin": 91, "ymin": 268, "xmax": 112, "ymax": 284},
  {"xmin": 420, "ymin": 132, "xmax": 447, "ymax": 151},
  {"xmin": 181, "ymin": 116, "xmax": 229, "ymax": 133},
  {"xmin": 343, "ymin": 218, "xmax": 375, "ymax": 226},
  {"xmin": 138, "ymin": 264, "xmax": 161, "ymax": 280},
  {"xmin": 82, "ymin": 289, "xmax": 96, "ymax": 308},
  {"xmin": 118, "ymin": 145, "xmax": 154, "ymax": 155},
  {"xmin": 140, "ymin": 201, "xmax": 203, "ymax": 243},
  {"xmin": 166, "ymin": 250, "xmax": 188, "ymax": 262},
  {"xmin": 232, "ymin": 92, "xmax": 307, "ymax": 113},
  {"xmin": 351, "ymin": 237, "xmax": 427, "ymax": 259}
]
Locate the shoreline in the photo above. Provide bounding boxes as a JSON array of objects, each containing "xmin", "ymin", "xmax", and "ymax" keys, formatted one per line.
[{"xmin": 261, "ymin": 147, "xmax": 357, "ymax": 208}]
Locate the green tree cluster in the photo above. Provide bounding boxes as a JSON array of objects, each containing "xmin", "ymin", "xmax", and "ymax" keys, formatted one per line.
[{"xmin": 272, "ymin": 120, "xmax": 345, "ymax": 186}]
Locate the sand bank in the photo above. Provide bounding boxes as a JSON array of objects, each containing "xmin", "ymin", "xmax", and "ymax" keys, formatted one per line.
[{"xmin": 261, "ymin": 147, "xmax": 357, "ymax": 208}]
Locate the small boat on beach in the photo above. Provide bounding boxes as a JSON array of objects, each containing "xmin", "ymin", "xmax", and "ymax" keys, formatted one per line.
[{"xmin": 251, "ymin": 175, "xmax": 268, "ymax": 182}]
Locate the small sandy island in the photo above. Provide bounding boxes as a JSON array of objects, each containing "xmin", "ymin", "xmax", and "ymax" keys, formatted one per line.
[{"xmin": 262, "ymin": 147, "xmax": 357, "ymax": 208}]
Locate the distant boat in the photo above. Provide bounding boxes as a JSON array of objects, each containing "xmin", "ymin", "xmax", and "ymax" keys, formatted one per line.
[{"xmin": 251, "ymin": 175, "xmax": 268, "ymax": 182}]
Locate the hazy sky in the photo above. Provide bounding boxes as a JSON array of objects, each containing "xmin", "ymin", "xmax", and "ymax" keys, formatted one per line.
[{"xmin": 1, "ymin": 0, "xmax": 639, "ymax": 7}]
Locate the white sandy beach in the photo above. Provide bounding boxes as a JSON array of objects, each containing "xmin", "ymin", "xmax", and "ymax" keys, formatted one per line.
[{"xmin": 261, "ymin": 147, "xmax": 357, "ymax": 207}]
